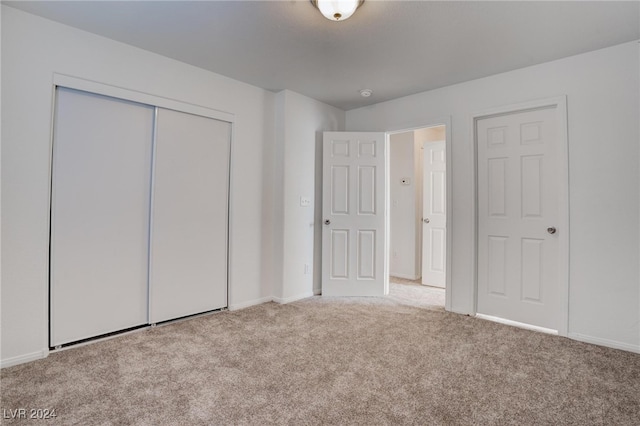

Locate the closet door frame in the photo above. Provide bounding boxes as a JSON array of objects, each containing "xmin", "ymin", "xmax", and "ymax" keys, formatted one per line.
[
  {"xmin": 48, "ymin": 74, "xmax": 234, "ymax": 346},
  {"xmin": 53, "ymin": 74, "xmax": 234, "ymax": 124}
]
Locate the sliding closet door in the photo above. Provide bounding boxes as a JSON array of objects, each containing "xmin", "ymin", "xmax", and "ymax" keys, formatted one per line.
[
  {"xmin": 50, "ymin": 88, "xmax": 153, "ymax": 346},
  {"xmin": 149, "ymin": 108, "xmax": 230, "ymax": 323}
]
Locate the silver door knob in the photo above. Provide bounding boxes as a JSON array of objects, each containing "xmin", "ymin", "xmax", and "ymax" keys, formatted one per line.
[
  {"xmin": 324, "ymin": 219, "xmax": 331, "ymax": 225},
  {"xmin": 547, "ymin": 227, "xmax": 557, "ymax": 235},
  {"xmin": 423, "ymin": 218, "xmax": 430, "ymax": 224}
]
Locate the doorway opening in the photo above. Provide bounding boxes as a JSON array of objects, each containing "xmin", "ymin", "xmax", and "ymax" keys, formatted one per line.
[{"xmin": 387, "ymin": 123, "xmax": 450, "ymax": 309}]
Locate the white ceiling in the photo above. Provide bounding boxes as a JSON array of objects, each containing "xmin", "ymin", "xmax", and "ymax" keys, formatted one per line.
[{"xmin": 5, "ymin": 1, "xmax": 639, "ymax": 110}]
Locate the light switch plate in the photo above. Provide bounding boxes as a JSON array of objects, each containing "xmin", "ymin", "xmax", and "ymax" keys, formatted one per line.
[{"xmin": 300, "ymin": 196, "xmax": 311, "ymax": 207}]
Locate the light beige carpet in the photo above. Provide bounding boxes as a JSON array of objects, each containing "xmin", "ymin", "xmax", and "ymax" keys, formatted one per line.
[
  {"xmin": 389, "ymin": 277, "xmax": 445, "ymax": 308},
  {"xmin": 2, "ymin": 290, "xmax": 639, "ymax": 425}
]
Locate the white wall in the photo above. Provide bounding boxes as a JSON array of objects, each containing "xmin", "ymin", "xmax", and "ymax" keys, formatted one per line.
[
  {"xmin": 389, "ymin": 131, "xmax": 419, "ymax": 279},
  {"xmin": 273, "ymin": 90, "xmax": 345, "ymax": 301},
  {"xmin": 1, "ymin": 6, "xmax": 276, "ymax": 366},
  {"xmin": 346, "ymin": 41, "xmax": 640, "ymax": 352}
]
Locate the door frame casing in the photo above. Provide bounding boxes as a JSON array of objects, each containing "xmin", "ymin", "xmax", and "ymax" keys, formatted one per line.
[
  {"xmin": 470, "ymin": 96, "xmax": 569, "ymax": 337},
  {"xmin": 386, "ymin": 117, "xmax": 452, "ymax": 312}
]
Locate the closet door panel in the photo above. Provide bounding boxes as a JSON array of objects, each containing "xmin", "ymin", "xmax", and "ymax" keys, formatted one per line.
[
  {"xmin": 50, "ymin": 88, "xmax": 153, "ymax": 346},
  {"xmin": 150, "ymin": 108, "xmax": 230, "ymax": 323}
]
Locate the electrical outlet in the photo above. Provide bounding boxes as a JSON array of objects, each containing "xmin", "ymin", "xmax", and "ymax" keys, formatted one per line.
[{"xmin": 304, "ymin": 264, "xmax": 311, "ymax": 274}]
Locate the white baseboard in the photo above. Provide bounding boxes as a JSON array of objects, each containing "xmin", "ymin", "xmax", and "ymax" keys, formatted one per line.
[
  {"xmin": 389, "ymin": 273, "xmax": 420, "ymax": 280},
  {"xmin": 568, "ymin": 333, "xmax": 640, "ymax": 354},
  {"xmin": 476, "ymin": 314, "xmax": 559, "ymax": 335},
  {"xmin": 228, "ymin": 296, "xmax": 273, "ymax": 311},
  {"xmin": 1, "ymin": 349, "xmax": 49, "ymax": 369},
  {"xmin": 313, "ymin": 287, "xmax": 322, "ymax": 296},
  {"xmin": 273, "ymin": 291, "xmax": 315, "ymax": 304}
]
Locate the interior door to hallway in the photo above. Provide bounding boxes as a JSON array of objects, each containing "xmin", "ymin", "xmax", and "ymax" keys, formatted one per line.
[
  {"xmin": 476, "ymin": 105, "xmax": 567, "ymax": 331},
  {"xmin": 322, "ymin": 132, "xmax": 388, "ymax": 297}
]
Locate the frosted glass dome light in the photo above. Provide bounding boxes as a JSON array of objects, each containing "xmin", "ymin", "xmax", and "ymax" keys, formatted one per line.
[{"xmin": 311, "ymin": 0, "xmax": 364, "ymax": 21}]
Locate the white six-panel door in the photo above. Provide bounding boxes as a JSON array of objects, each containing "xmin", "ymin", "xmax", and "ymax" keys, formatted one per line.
[
  {"xmin": 322, "ymin": 132, "xmax": 387, "ymax": 296},
  {"xmin": 421, "ymin": 141, "xmax": 446, "ymax": 288},
  {"xmin": 477, "ymin": 106, "xmax": 562, "ymax": 331}
]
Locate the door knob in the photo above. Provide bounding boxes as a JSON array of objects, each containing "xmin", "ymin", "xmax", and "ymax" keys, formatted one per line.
[
  {"xmin": 423, "ymin": 218, "xmax": 430, "ymax": 224},
  {"xmin": 547, "ymin": 227, "xmax": 557, "ymax": 235},
  {"xmin": 324, "ymin": 219, "xmax": 331, "ymax": 225}
]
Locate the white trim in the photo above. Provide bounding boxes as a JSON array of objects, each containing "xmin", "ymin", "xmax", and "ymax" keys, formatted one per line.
[
  {"xmin": 46, "ymin": 76, "xmax": 57, "ymax": 349},
  {"xmin": 147, "ymin": 107, "xmax": 159, "ymax": 323},
  {"xmin": 226, "ymin": 123, "xmax": 235, "ymax": 312},
  {"xmin": 228, "ymin": 296, "xmax": 273, "ymax": 311},
  {"xmin": 385, "ymin": 134, "xmax": 391, "ymax": 295},
  {"xmin": 48, "ymin": 86, "xmax": 62, "ymax": 347},
  {"xmin": 476, "ymin": 314, "xmax": 559, "ymax": 336},
  {"xmin": 313, "ymin": 288, "xmax": 322, "ymax": 296},
  {"xmin": 273, "ymin": 292, "xmax": 315, "ymax": 305},
  {"xmin": 555, "ymin": 97, "xmax": 570, "ymax": 338},
  {"xmin": 470, "ymin": 96, "xmax": 570, "ymax": 337},
  {"xmin": 53, "ymin": 73, "xmax": 234, "ymax": 123},
  {"xmin": 1, "ymin": 349, "xmax": 49, "ymax": 369},
  {"xmin": 568, "ymin": 333, "xmax": 640, "ymax": 354},
  {"xmin": 443, "ymin": 121, "xmax": 453, "ymax": 313}
]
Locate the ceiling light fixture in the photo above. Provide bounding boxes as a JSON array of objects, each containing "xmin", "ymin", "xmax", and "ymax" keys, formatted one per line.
[
  {"xmin": 311, "ymin": 0, "xmax": 364, "ymax": 22},
  {"xmin": 359, "ymin": 89, "xmax": 373, "ymax": 97}
]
